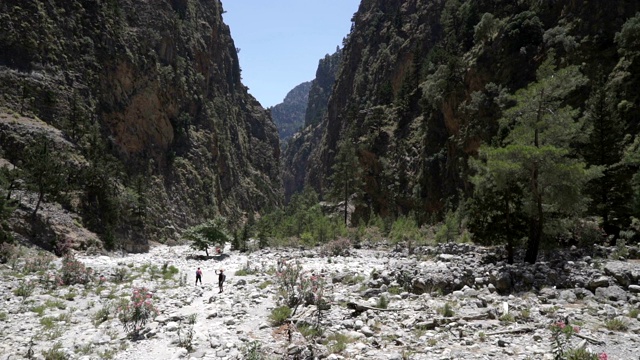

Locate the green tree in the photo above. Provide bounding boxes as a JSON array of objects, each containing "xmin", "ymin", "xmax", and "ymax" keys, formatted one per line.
[
  {"xmin": 329, "ymin": 138, "xmax": 362, "ymax": 226},
  {"xmin": 477, "ymin": 55, "xmax": 600, "ymax": 263},
  {"xmin": 581, "ymin": 85, "xmax": 632, "ymax": 238},
  {"xmin": 184, "ymin": 216, "xmax": 232, "ymax": 257},
  {"xmin": 22, "ymin": 134, "xmax": 70, "ymax": 217},
  {"xmin": 0, "ymin": 165, "xmax": 18, "ymax": 243}
]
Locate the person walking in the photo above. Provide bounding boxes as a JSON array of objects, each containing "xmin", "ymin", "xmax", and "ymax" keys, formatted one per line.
[
  {"xmin": 215, "ymin": 269, "xmax": 226, "ymax": 293},
  {"xmin": 195, "ymin": 267, "xmax": 203, "ymax": 286}
]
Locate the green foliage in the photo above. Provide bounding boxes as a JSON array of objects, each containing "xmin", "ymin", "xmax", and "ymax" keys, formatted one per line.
[
  {"xmin": 41, "ymin": 342, "xmax": 66, "ymax": 360},
  {"xmin": 184, "ymin": 216, "xmax": 232, "ymax": 257},
  {"xmin": 60, "ymin": 254, "xmax": 93, "ymax": 285},
  {"xmin": 117, "ymin": 287, "xmax": 158, "ymax": 335},
  {"xmin": 389, "ymin": 214, "xmax": 422, "ymax": 251},
  {"xmin": 472, "ymin": 55, "xmax": 600, "ymax": 263},
  {"xmin": 13, "ymin": 280, "xmax": 34, "ymax": 300},
  {"xmin": 329, "ymin": 137, "xmax": 364, "ymax": 225},
  {"xmin": 434, "ymin": 209, "xmax": 462, "ymax": 244},
  {"xmin": 437, "ymin": 302, "xmax": 455, "ymax": 317},
  {"xmin": 474, "ymin": 13, "xmax": 501, "ymax": 45},
  {"xmin": 604, "ymin": 318, "xmax": 628, "ymax": 331},
  {"xmin": 241, "ymin": 340, "xmax": 266, "ymax": 360},
  {"xmin": 256, "ymin": 188, "xmax": 346, "ymax": 247},
  {"xmin": 0, "ymin": 163, "xmax": 17, "ymax": 244},
  {"xmin": 22, "ymin": 134, "xmax": 70, "ymax": 217},
  {"xmin": 376, "ymin": 295, "xmax": 389, "ymax": 309},
  {"xmin": 324, "ymin": 332, "xmax": 354, "ymax": 354},
  {"xmin": 268, "ymin": 306, "xmax": 292, "ymax": 326}
]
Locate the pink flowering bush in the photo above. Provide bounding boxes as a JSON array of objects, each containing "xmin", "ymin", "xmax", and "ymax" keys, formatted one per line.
[
  {"xmin": 117, "ymin": 287, "xmax": 158, "ymax": 335},
  {"xmin": 59, "ymin": 254, "xmax": 92, "ymax": 285},
  {"xmin": 550, "ymin": 321, "xmax": 607, "ymax": 360},
  {"xmin": 276, "ymin": 260, "xmax": 327, "ymax": 316}
]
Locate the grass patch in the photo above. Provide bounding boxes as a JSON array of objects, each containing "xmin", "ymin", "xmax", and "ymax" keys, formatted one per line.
[
  {"xmin": 499, "ymin": 313, "xmax": 515, "ymax": 323},
  {"xmin": 0, "ymin": 311, "xmax": 7, "ymax": 321},
  {"xmin": 628, "ymin": 308, "xmax": 639, "ymax": 318},
  {"xmin": 376, "ymin": 295, "xmax": 389, "ymax": 309},
  {"xmin": 437, "ymin": 302, "xmax": 455, "ymax": 317},
  {"xmin": 604, "ymin": 318, "xmax": 628, "ymax": 331},
  {"xmin": 324, "ymin": 333, "xmax": 353, "ymax": 354},
  {"xmin": 42, "ymin": 342, "xmax": 66, "ymax": 360},
  {"xmin": 268, "ymin": 306, "xmax": 292, "ymax": 326},
  {"xmin": 258, "ymin": 280, "xmax": 273, "ymax": 290},
  {"xmin": 297, "ymin": 323, "xmax": 323, "ymax": 338},
  {"xmin": 388, "ymin": 286, "xmax": 403, "ymax": 295},
  {"xmin": 31, "ymin": 304, "xmax": 47, "ymax": 316}
]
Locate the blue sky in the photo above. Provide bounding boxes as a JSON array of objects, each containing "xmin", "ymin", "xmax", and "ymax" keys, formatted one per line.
[{"xmin": 222, "ymin": 0, "xmax": 360, "ymax": 108}]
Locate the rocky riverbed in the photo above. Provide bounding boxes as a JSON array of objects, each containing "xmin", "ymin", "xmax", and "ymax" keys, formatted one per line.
[{"xmin": 1, "ymin": 243, "xmax": 639, "ymax": 359}]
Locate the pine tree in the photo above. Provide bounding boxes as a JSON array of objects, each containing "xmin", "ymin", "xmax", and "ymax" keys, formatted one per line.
[
  {"xmin": 476, "ymin": 55, "xmax": 600, "ymax": 263},
  {"xmin": 329, "ymin": 137, "xmax": 362, "ymax": 226},
  {"xmin": 581, "ymin": 86, "xmax": 632, "ymax": 238},
  {"xmin": 22, "ymin": 134, "xmax": 69, "ymax": 217}
]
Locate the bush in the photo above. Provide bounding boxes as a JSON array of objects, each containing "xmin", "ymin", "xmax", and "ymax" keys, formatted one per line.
[
  {"xmin": 604, "ymin": 318, "xmax": 628, "ymax": 331},
  {"xmin": 242, "ymin": 340, "xmax": 265, "ymax": 360},
  {"xmin": 14, "ymin": 280, "xmax": 34, "ymax": 299},
  {"xmin": 42, "ymin": 342, "xmax": 66, "ymax": 360},
  {"xmin": 376, "ymin": 295, "xmax": 389, "ymax": 309},
  {"xmin": 60, "ymin": 254, "xmax": 92, "ymax": 285},
  {"xmin": 437, "ymin": 302, "xmax": 455, "ymax": 317},
  {"xmin": 116, "ymin": 287, "xmax": 158, "ymax": 335},
  {"xmin": 320, "ymin": 237, "xmax": 352, "ymax": 256}
]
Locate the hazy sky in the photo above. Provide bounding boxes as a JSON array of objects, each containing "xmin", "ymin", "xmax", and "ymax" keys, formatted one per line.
[{"xmin": 222, "ymin": 0, "xmax": 360, "ymax": 108}]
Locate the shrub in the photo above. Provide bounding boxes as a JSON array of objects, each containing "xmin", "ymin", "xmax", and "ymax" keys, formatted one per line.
[
  {"xmin": 269, "ymin": 306, "xmax": 292, "ymax": 326},
  {"xmin": 0, "ymin": 242, "xmax": 18, "ymax": 265},
  {"xmin": 437, "ymin": 303, "xmax": 455, "ymax": 317},
  {"xmin": 604, "ymin": 318, "xmax": 628, "ymax": 331},
  {"xmin": 112, "ymin": 267, "xmax": 129, "ymax": 283},
  {"xmin": 93, "ymin": 303, "xmax": 111, "ymax": 326},
  {"xmin": 60, "ymin": 254, "xmax": 92, "ymax": 285},
  {"xmin": 161, "ymin": 264, "xmax": 179, "ymax": 279},
  {"xmin": 325, "ymin": 333, "xmax": 353, "ymax": 354},
  {"xmin": 320, "ymin": 237, "xmax": 352, "ymax": 256},
  {"xmin": 42, "ymin": 342, "xmax": 66, "ymax": 360},
  {"xmin": 177, "ymin": 314, "xmax": 197, "ymax": 352},
  {"xmin": 14, "ymin": 280, "xmax": 34, "ymax": 299},
  {"xmin": 376, "ymin": 295, "xmax": 389, "ymax": 309},
  {"xmin": 23, "ymin": 253, "xmax": 55, "ymax": 274},
  {"xmin": 550, "ymin": 321, "xmax": 608, "ymax": 360},
  {"xmin": 242, "ymin": 340, "xmax": 265, "ymax": 360},
  {"xmin": 116, "ymin": 287, "xmax": 158, "ymax": 335}
]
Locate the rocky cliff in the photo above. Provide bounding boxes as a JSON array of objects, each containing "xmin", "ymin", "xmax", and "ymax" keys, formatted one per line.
[
  {"xmin": 282, "ymin": 50, "xmax": 342, "ymax": 202},
  {"xmin": 296, "ymin": 0, "xmax": 640, "ymax": 223},
  {"xmin": 269, "ymin": 81, "xmax": 311, "ymax": 145},
  {"xmin": 0, "ymin": 0, "xmax": 281, "ymax": 250}
]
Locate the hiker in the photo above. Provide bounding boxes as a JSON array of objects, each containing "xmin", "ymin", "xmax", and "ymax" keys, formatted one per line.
[
  {"xmin": 195, "ymin": 267, "xmax": 203, "ymax": 286},
  {"xmin": 215, "ymin": 269, "xmax": 226, "ymax": 293}
]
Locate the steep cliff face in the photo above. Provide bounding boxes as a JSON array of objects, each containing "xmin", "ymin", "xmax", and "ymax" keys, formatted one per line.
[
  {"xmin": 270, "ymin": 81, "xmax": 311, "ymax": 145},
  {"xmin": 300, "ymin": 0, "xmax": 640, "ymax": 223},
  {"xmin": 0, "ymin": 0, "xmax": 281, "ymax": 249},
  {"xmin": 282, "ymin": 50, "xmax": 342, "ymax": 202}
]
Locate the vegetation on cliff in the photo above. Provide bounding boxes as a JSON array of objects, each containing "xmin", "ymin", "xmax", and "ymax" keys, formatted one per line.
[{"xmin": 0, "ymin": 0, "xmax": 281, "ymax": 251}]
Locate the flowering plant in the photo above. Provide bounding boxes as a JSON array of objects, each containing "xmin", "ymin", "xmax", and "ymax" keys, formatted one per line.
[
  {"xmin": 276, "ymin": 260, "xmax": 327, "ymax": 315},
  {"xmin": 117, "ymin": 287, "xmax": 158, "ymax": 335},
  {"xmin": 550, "ymin": 321, "xmax": 607, "ymax": 360},
  {"xmin": 59, "ymin": 254, "xmax": 92, "ymax": 285}
]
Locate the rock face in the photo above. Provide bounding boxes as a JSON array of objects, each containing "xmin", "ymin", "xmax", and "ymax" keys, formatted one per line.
[
  {"xmin": 0, "ymin": 0, "xmax": 281, "ymax": 248},
  {"xmin": 282, "ymin": 50, "xmax": 342, "ymax": 202},
  {"xmin": 291, "ymin": 0, "xmax": 640, "ymax": 223},
  {"xmin": 270, "ymin": 81, "xmax": 312, "ymax": 145}
]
